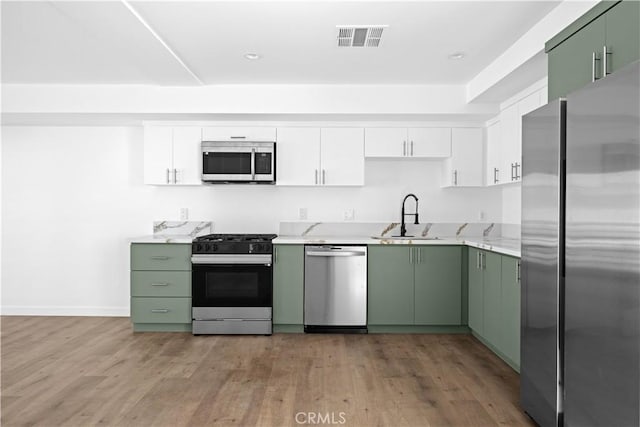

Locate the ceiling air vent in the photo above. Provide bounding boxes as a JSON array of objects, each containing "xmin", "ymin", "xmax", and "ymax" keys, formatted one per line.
[{"xmin": 336, "ymin": 25, "xmax": 386, "ymax": 47}]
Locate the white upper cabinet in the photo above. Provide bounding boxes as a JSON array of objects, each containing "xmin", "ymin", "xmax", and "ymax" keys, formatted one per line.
[
  {"xmin": 144, "ymin": 126, "xmax": 203, "ymax": 186},
  {"xmin": 320, "ymin": 128, "xmax": 364, "ymax": 186},
  {"xmin": 364, "ymin": 128, "xmax": 407, "ymax": 157},
  {"xmin": 486, "ymin": 120, "xmax": 502, "ymax": 186},
  {"xmin": 171, "ymin": 127, "xmax": 203, "ymax": 185},
  {"xmin": 408, "ymin": 128, "xmax": 452, "ymax": 158},
  {"xmin": 496, "ymin": 87, "xmax": 546, "ymax": 185},
  {"xmin": 276, "ymin": 127, "xmax": 321, "ymax": 186},
  {"xmin": 442, "ymin": 128, "xmax": 484, "ymax": 187},
  {"xmin": 201, "ymin": 127, "xmax": 276, "ymax": 142},
  {"xmin": 364, "ymin": 127, "xmax": 451, "ymax": 158},
  {"xmin": 276, "ymin": 127, "xmax": 364, "ymax": 186}
]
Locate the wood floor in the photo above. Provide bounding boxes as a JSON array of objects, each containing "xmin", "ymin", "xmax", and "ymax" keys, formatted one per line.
[{"xmin": 1, "ymin": 317, "xmax": 534, "ymax": 427}]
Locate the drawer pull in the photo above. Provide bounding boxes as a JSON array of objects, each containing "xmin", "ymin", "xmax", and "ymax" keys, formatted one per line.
[
  {"xmin": 151, "ymin": 283, "xmax": 169, "ymax": 287},
  {"xmin": 150, "ymin": 256, "xmax": 170, "ymax": 261},
  {"xmin": 151, "ymin": 309, "xmax": 170, "ymax": 313}
]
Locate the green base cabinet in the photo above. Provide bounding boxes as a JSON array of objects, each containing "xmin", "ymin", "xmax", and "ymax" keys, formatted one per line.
[
  {"xmin": 414, "ymin": 246, "xmax": 462, "ymax": 325},
  {"xmin": 547, "ymin": 0, "xmax": 640, "ymax": 101},
  {"xmin": 468, "ymin": 248, "xmax": 521, "ymax": 371},
  {"xmin": 368, "ymin": 246, "xmax": 414, "ymax": 325},
  {"xmin": 273, "ymin": 245, "xmax": 304, "ymax": 331},
  {"xmin": 130, "ymin": 243, "xmax": 192, "ymax": 332},
  {"xmin": 368, "ymin": 245, "xmax": 462, "ymax": 327}
]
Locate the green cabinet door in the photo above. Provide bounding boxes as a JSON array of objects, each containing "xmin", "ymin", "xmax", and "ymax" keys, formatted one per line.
[
  {"xmin": 414, "ymin": 246, "xmax": 462, "ymax": 325},
  {"xmin": 272, "ymin": 245, "xmax": 304, "ymax": 325},
  {"xmin": 500, "ymin": 256, "xmax": 521, "ymax": 366},
  {"xmin": 548, "ymin": 13, "xmax": 605, "ymax": 100},
  {"xmin": 482, "ymin": 251, "xmax": 503, "ymax": 348},
  {"xmin": 468, "ymin": 248, "xmax": 483, "ymax": 334},
  {"xmin": 368, "ymin": 246, "xmax": 414, "ymax": 325},
  {"xmin": 605, "ymin": 0, "xmax": 640, "ymax": 74}
]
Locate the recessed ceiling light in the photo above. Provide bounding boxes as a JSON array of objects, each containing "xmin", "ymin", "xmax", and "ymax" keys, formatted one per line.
[
  {"xmin": 448, "ymin": 52, "xmax": 465, "ymax": 60},
  {"xmin": 244, "ymin": 53, "xmax": 261, "ymax": 60}
]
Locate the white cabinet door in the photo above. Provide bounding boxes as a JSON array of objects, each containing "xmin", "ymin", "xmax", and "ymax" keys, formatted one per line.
[
  {"xmin": 202, "ymin": 127, "xmax": 276, "ymax": 141},
  {"xmin": 408, "ymin": 128, "xmax": 452, "ymax": 157},
  {"xmin": 320, "ymin": 128, "xmax": 364, "ymax": 186},
  {"xmin": 172, "ymin": 127, "xmax": 202, "ymax": 185},
  {"xmin": 500, "ymin": 103, "xmax": 519, "ymax": 183},
  {"xmin": 486, "ymin": 120, "xmax": 502, "ymax": 186},
  {"xmin": 143, "ymin": 126, "xmax": 173, "ymax": 185},
  {"xmin": 276, "ymin": 127, "xmax": 321, "ymax": 186},
  {"xmin": 443, "ymin": 128, "xmax": 484, "ymax": 187},
  {"xmin": 364, "ymin": 128, "xmax": 406, "ymax": 157}
]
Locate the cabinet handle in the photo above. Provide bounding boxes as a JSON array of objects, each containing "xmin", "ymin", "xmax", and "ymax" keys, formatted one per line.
[
  {"xmin": 494, "ymin": 168, "xmax": 499, "ymax": 184},
  {"xmin": 409, "ymin": 248, "xmax": 414, "ymax": 264},
  {"xmin": 151, "ymin": 309, "xmax": 170, "ymax": 313},
  {"xmin": 603, "ymin": 45, "xmax": 611, "ymax": 76},
  {"xmin": 274, "ymin": 247, "xmax": 278, "ymax": 264},
  {"xmin": 150, "ymin": 256, "xmax": 170, "ymax": 261},
  {"xmin": 516, "ymin": 162, "xmax": 521, "ymax": 180},
  {"xmin": 230, "ymin": 136, "xmax": 246, "ymax": 139},
  {"xmin": 322, "ymin": 169, "xmax": 326, "ymax": 185},
  {"xmin": 517, "ymin": 261, "xmax": 521, "ymax": 282},
  {"xmin": 453, "ymin": 170, "xmax": 458, "ymax": 186},
  {"xmin": 166, "ymin": 168, "xmax": 170, "ymax": 184},
  {"xmin": 403, "ymin": 140, "xmax": 407, "ymax": 156},
  {"xmin": 315, "ymin": 169, "xmax": 318, "ymax": 185},
  {"xmin": 592, "ymin": 51, "xmax": 601, "ymax": 82},
  {"xmin": 151, "ymin": 283, "xmax": 169, "ymax": 287},
  {"xmin": 476, "ymin": 251, "xmax": 481, "ymax": 269},
  {"xmin": 173, "ymin": 168, "xmax": 178, "ymax": 184},
  {"xmin": 410, "ymin": 140, "xmax": 414, "ymax": 156},
  {"xmin": 482, "ymin": 252, "xmax": 486, "ymax": 270}
]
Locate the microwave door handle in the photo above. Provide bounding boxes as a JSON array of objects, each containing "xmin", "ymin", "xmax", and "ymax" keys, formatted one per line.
[{"xmin": 251, "ymin": 148, "xmax": 256, "ymax": 180}]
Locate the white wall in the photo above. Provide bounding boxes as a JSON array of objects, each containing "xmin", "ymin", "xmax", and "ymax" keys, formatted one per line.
[
  {"xmin": 502, "ymin": 184, "xmax": 521, "ymax": 225},
  {"xmin": 1, "ymin": 125, "xmax": 502, "ymax": 315}
]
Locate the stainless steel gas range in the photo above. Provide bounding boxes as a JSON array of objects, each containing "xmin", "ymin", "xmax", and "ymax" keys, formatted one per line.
[{"xmin": 191, "ymin": 233, "xmax": 277, "ymax": 335}]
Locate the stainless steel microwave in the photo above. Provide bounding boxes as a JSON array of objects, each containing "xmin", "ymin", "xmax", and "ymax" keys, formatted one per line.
[{"xmin": 201, "ymin": 141, "xmax": 275, "ymax": 183}]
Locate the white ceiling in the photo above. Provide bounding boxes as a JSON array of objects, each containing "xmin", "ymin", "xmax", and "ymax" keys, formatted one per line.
[{"xmin": 1, "ymin": 1, "xmax": 561, "ymax": 86}]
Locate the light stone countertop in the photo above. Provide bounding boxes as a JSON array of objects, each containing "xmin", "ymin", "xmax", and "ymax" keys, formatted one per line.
[
  {"xmin": 129, "ymin": 235, "xmax": 194, "ymax": 244},
  {"xmin": 272, "ymin": 236, "xmax": 521, "ymax": 258}
]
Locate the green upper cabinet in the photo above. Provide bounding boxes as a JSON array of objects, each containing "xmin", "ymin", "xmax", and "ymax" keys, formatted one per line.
[
  {"xmin": 500, "ymin": 256, "xmax": 521, "ymax": 366},
  {"xmin": 605, "ymin": 0, "xmax": 640, "ymax": 73},
  {"xmin": 272, "ymin": 245, "xmax": 304, "ymax": 326},
  {"xmin": 548, "ymin": 13, "xmax": 605, "ymax": 101},
  {"xmin": 414, "ymin": 246, "xmax": 462, "ymax": 325},
  {"xmin": 547, "ymin": 0, "xmax": 640, "ymax": 101},
  {"xmin": 368, "ymin": 246, "xmax": 414, "ymax": 325}
]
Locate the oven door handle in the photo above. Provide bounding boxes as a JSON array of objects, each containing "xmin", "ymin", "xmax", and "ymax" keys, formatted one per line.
[
  {"xmin": 306, "ymin": 250, "xmax": 366, "ymax": 257},
  {"xmin": 191, "ymin": 254, "xmax": 272, "ymax": 265}
]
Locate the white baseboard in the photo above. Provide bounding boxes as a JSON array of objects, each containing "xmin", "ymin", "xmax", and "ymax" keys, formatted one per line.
[{"xmin": 0, "ymin": 306, "xmax": 129, "ymax": 317}]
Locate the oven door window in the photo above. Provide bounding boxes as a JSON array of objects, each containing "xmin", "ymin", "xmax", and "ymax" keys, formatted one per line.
[
  {"xmin": 203, "ymin": 152, "xmax": 252, "ymax": 175},
  {"xmin": 193, "ymin": 264, "xmax": 272, "ymax": 307}
]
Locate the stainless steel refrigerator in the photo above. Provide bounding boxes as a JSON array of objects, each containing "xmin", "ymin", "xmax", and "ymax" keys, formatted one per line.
[{"xmin": 521, "ymin": 60, "xmax": 639, "ymax": 426}]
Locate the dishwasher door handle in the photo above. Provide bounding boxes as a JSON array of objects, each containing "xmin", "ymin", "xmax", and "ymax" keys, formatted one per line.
[{"xmin": 306, "ymin": 251, "xmax": 366, "ymax": 257}]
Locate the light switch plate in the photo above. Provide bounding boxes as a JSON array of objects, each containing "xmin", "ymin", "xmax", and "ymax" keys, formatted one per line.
[{"xmin": 180, "ymin": 208, "xmax": 189, "ymax": 220}]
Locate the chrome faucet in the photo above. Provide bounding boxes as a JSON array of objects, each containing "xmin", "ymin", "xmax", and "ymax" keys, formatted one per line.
[{"xmin": 400, "ymin": 193, "xmax": 419, "ymax": 237}]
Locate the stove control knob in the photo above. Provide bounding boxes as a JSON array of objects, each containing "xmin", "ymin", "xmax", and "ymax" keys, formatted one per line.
[
  {"xmin": 212, "ymin": 244, "xmax": 218, "ymax": 252},
  {"xmin": 196, "ymin": 244, "xmax": 203, "ymax": 253}
]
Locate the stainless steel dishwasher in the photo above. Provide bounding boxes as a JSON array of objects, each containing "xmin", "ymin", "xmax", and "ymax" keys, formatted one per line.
[{"xmin": 304, "ymin": 245, "xmax": 367, "ymax": 333}]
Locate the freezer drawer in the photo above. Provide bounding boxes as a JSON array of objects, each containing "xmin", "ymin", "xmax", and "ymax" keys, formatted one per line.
[{"xmin": 304, "ymin": 246, "xmax": 367, "ymax": 330}]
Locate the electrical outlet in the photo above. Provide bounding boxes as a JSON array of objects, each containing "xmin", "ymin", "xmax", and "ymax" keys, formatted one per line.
[
  {"xmin": 299, "ymin": 208, "xmax": 308, "ymax": 220},
  {"xmin": 180, "ymin": 208, "xmax": 189, "ymax": 221},
  {"xmin": 344, "ymin": 208, "xmax": 355, "ymax": 221},
  {"xmin": 478, "ymin": 210, "xmax": 485, "ymax": 221}
]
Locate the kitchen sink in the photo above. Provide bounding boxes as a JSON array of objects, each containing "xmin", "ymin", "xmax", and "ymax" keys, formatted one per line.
[{"xmin": 371, "ymin": 236, "xmax": 441, "ymax": 240}]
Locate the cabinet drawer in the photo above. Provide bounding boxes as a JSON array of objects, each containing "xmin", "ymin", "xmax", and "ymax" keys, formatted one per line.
[
  {"xmin": 202, "ymin": 126, "xmax": 276, "ymax": 142},
  {"xmin": 131, "ymin": 271, "xmax": 191, "ymax": 297},
  {"xmin": 131, "ymin": 244, "xmax": 191, "ymax": 271},
  {"xmin": 131, "ymin": 297, "xmax": 191, "ymax": 324}
]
